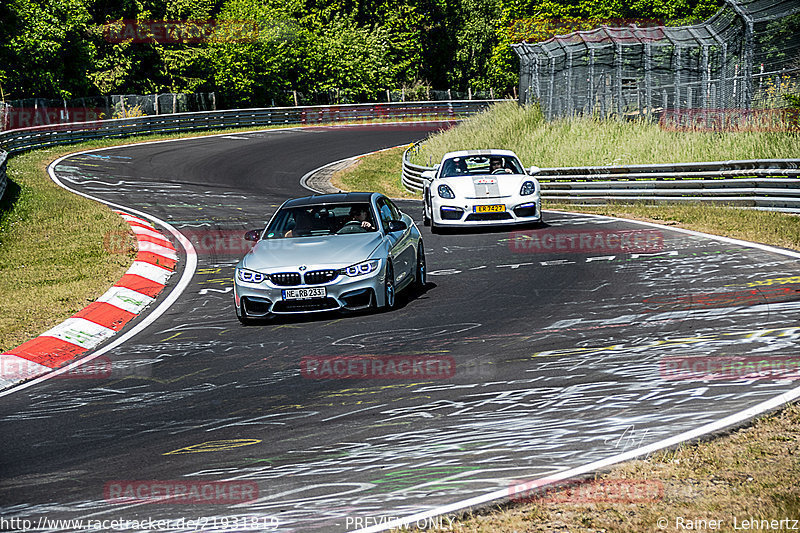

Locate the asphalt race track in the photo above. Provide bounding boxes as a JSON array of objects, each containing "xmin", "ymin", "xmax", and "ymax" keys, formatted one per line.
[{"xmin": 1, "ymin": 123, "xmax": 800, "ymax": 532}]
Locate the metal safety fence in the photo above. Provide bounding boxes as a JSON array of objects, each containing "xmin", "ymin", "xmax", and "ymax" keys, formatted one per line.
[
  {"xmin": 0, "ymin": 100, "xmax": 500, "ymax": 202},
  {"xmin": 402, "ymin": 143, "xmax": 800, "ymax": 212},
  {"xmin": 0, "ymin": 93, "xmax": 218, "ymax": 131},
  {"xmin": 512, "ymin": 0, "xmax": 800, "ymax": 124}
]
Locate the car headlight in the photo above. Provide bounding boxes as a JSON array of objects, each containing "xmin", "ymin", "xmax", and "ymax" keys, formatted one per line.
[
  {"xmin": 438, "ymin": 184, "xmax": 456, "ymax": 199},
  {"xmin": 342, "ymin": 259, "xmax": 380, "ymax": 277},
  {"xmin": 520, "ymin": 181, "xmax": 537, "ymax": 196},
  {"xmin": 236, "ymin": 268, "xmax": 266, "ymax": 283}
]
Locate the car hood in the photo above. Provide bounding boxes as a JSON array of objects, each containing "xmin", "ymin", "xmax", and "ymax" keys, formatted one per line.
[
  {"xmin": 241, "ymin": 233, "xmax": 384, "ymax": 271},
  {"xmin": 439, "ymin": 173, "xmax": 536, "ymax": 198}
]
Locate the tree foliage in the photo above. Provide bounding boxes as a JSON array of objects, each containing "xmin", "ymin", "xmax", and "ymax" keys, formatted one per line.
[{"xmin": 0, "ymin": 0, "xmax": 724, "ymax": 103}]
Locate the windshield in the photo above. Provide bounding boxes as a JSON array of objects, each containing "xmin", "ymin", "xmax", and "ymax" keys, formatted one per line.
[
  {"xmin": 440, "ymin": 155, "xmax": 525, "ymax": 177},
  {"xmin": 262, "ymin": 203, "xmax": 378, "ymax": 239}
]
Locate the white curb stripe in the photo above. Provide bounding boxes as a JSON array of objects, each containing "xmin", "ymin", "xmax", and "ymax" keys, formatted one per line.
[
  {"xmin": 95, "ymin": 286, "xmax": 155, "ymax": 315},
  {"xmin": 40, "ymin": 318, "xmax": 117, "ymax": 350},
  {"xmin": 137, "ymin": 241, "xmax": 178, "ymax": 259},
  {"xmin": 125, "ymin": 261, "xmax": 173, "ymax": 285}
]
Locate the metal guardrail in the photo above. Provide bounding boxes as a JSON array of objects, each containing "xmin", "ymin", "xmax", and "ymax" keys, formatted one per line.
[
  {"xmin": 402, "ymin": 146, "xmax": 800, "ymax": 212},
  {"xmin": 0, "ymin": 100, "xmax": 504, "ymax": 203}
]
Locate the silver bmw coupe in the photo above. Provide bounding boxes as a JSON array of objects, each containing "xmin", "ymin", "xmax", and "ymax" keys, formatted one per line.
[{"xmin": 234, "ymin": 192, "xmax": 425, "ymax": 323}]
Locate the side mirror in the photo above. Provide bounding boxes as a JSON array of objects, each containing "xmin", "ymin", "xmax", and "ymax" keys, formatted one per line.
[
  {"xmin": 421, "ymin": 170, "xmax": 436, "ymax": 181},
  {"xmin": 244, "ymin": 229, "xmax": 261, "ymax": 242},
  {"xmin": 387, "ymin": 220, "xmax": 407, "ymax": 233},
  {"xmin": 528, "ymin": 165, "xmax": 541, "ymax": 176},
  {"xmin": 433, "ymin": 163, "xmax": 440, "ymax": 170}
]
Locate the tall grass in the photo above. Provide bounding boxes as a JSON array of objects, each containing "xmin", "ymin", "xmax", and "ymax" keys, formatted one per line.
[{"xmin": 410, "ymin": 102, "xmax": 800, "ymax": 168}]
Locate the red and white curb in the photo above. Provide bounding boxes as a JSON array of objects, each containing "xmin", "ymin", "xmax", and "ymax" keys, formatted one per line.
[{"xmin": 0, "ymin": 210, "xmax": 177, "ymax": 390}]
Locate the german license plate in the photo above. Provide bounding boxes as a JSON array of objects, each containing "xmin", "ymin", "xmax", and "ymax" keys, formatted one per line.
[
  {"xmin": 474, "ymin": 204, "xmax": 505, "ymax": 213},
  {"xmin": 282, "ymin": 287, "xmax": 326, "ymax": 300}
]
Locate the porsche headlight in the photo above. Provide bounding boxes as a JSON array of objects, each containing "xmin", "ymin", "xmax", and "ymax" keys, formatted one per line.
[
  {"xmin": 438, "ymin": 184, "xmax": 456, "ymax": 199},
  {"xmin": 236, "ymin": 268, "xmax": 266, "ymax": 283},
  {"xmin": 520, "ymin": 181, "xmax": 537, "ymax": 196},
  {"xmin": 342, "ymin": 259, "xmax": 380, "ymax": 277}
]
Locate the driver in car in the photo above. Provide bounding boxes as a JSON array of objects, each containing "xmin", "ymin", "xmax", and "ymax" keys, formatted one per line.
[
  {"xmin": 347, "ymin": 206, "xmax": 375, "ymax": 230},
  {"xmin": 489, "ymin": 156, "xmax": 512, "ymax": 174}
]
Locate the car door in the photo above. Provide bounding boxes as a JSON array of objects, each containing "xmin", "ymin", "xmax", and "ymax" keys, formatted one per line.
[
  {"xmin": 377, "ymin": 197, "xmax": 410, "ymax": 285},
  {"xmin": 385, "ymin": 198, "xmax": 415, "ymax": 286}
]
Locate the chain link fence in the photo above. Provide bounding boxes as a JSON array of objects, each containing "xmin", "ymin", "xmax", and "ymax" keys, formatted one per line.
[
  {"xmin": 1, "ymin": 89, "xmax": 507, "ymax": 131},
  {"xmin": 512, "ymin": 0, "xmax": 800, "ymax": 129}
]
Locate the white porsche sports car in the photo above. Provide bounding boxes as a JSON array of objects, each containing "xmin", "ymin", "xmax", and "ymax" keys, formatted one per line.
[{"xmin": 421, "ymin": 149, "xmax": 542, "ymax": 231}]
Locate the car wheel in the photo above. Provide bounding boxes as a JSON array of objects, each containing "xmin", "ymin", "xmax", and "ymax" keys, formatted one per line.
[
  {"xmin": 383, "ymin": 261, "xmax": 396, "ymax": 309},
  {"xmin": 422, "ymin": 199, "xmax": 431, "ymax": 226},
  {"xmin": 413, "ymin": 242, "xmax": 426, "ymax": 290}
]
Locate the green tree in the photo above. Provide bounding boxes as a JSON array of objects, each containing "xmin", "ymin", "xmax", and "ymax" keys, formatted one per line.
[
  {"xmin": 4, "ymin": 0, "xmax": 97, "ymax": 98},
  {"xmin": 207, "ymin": 0, "xmax": 299, "ymax": 106}
]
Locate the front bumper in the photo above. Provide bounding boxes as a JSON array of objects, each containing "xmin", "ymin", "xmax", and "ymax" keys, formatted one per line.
[
  {"xmin": 234, "ymin": 265, "xmax": 385, "ymax": 316},
  {"xmin": 432, "ymin": 197, "xmax": 542, "ymax": 227}
]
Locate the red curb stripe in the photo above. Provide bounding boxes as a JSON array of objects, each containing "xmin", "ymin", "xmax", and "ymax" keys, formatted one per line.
[
  {"xmin": 115, "ymin": 274, "xmax": 166, "ymax": 298},
  {"xmin": 114, "ymin": 211, "xmax": 151, "ymax": 225},
  {"xmin": 72, "ymin": 302, "xmax": 137, "ymax": 332},
  {"xmin": 136, "ymin": 233, "xmax": 176, "ymax": 250},
  {"xmin": 2, "ymin": 210, "xmax": 178, "ymax": 388},
  {"xmin": 128, "ymin": 220, "xmax": 156, "ymax": 231},
  {"xmin": 136, "ymin": 251, "xmax": 177, "ymax": 271},
  {"xmin": 4, "ymin": 336, "xmax": 87, "ymax": 368}
]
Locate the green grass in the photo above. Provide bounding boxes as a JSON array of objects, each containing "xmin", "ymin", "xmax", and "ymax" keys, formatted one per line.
[
  {"xmin": 0, "ymin": 146, "xmax": 136, "ymax": 352},
  {"xmin": 409, "ymin": 101, "xmax": 800, "ymax": 168},
  {"xmin": 331, "ymin": 146, "xmax": 418, "ymax": 199}
]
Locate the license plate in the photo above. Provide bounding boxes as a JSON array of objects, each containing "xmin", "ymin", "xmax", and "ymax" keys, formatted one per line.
[
  {"xmin": 474, "ymin": 204, "xmax": 505, "ymax": 213},
  {"xmin": 282, "ymin": 287, "xmax": 326, "ymax": 300}
]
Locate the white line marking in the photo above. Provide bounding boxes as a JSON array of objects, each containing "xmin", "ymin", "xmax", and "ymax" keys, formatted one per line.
[
  {"xmin": 352, "ymin": 209, "xmax": 800, "ymax": 533},
  {"xmin": 320, "ymin": 403, "xmax": 388, "ymax": 422},
  {"xmin": 115, "ymin": 213, "xmax": 153, "ymax": 226}
]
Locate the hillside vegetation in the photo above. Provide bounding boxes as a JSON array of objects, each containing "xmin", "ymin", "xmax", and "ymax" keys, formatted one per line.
[{"xmin": 408, "ymin": 102, "xmax": 800, "ymax": 168}]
